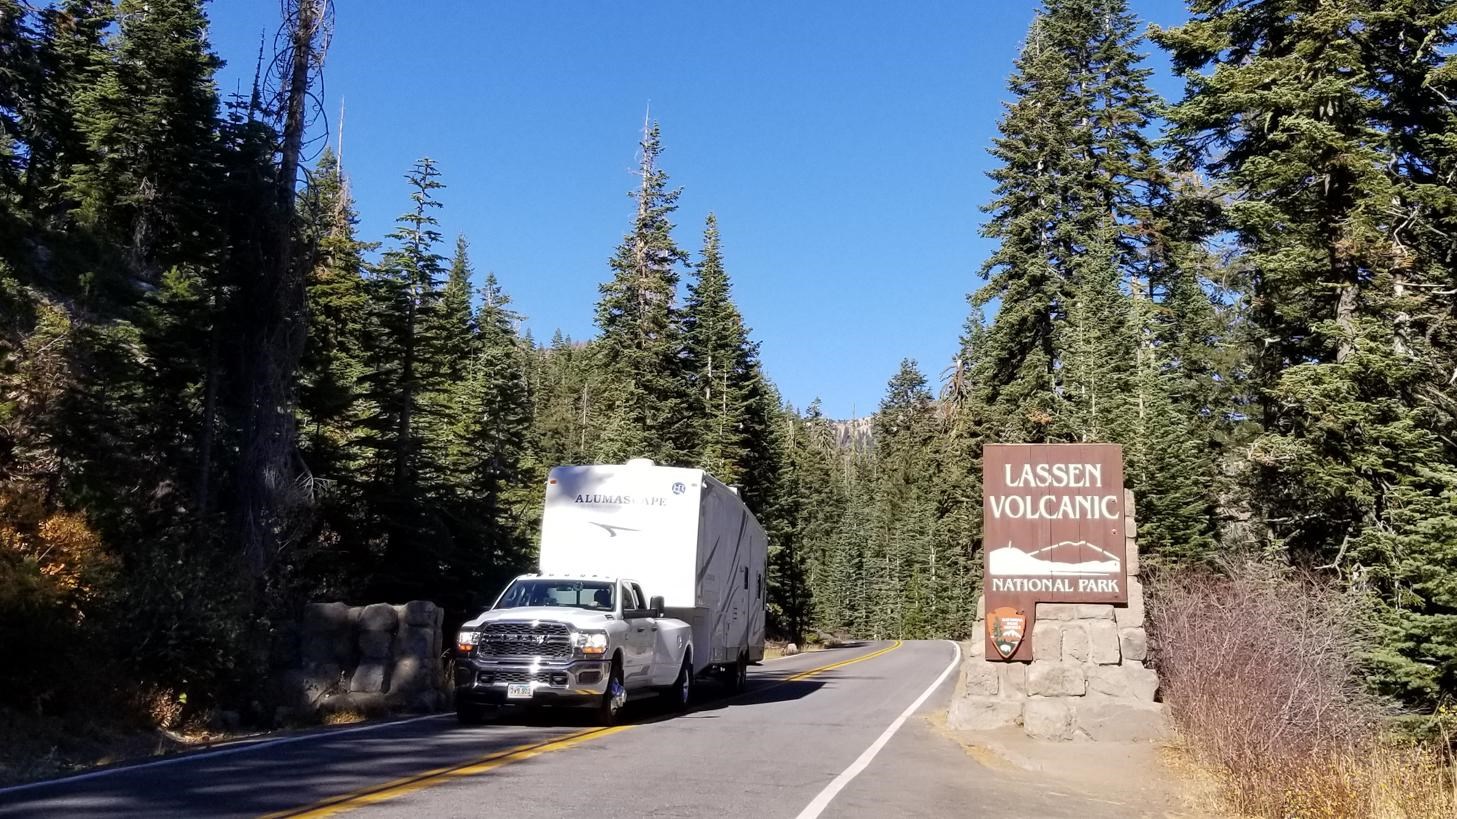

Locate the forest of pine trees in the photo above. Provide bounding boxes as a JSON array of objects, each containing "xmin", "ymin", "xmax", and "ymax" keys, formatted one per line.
[{"xmin": 1, "ymin": 0, "xmax": 1455, "ymax": 727}]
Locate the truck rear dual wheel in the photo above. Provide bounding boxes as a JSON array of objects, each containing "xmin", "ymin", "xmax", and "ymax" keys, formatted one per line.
[{"xmin": 663, "ymin": 655, "xmax": 693, "ymax": 712}]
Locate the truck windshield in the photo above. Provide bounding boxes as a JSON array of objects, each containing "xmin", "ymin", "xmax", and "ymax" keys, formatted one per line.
[{"xmin": 494, "ymin": 580, "xmax": 615, "ymax": 611}]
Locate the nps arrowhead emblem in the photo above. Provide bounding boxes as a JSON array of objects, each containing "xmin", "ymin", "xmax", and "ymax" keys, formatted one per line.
[{"xmin": 987, "ymin": 607, "xmax": 1027, "ymax": 660}]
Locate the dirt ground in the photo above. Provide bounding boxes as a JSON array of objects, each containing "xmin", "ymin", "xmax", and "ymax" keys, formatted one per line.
[{"xmin": 928, "ymin": 713, "xmax": 1229, "ymax": 818}]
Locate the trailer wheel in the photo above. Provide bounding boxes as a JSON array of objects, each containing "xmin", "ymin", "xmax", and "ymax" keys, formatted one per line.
[
  {"xmin": 722, "ymin": 651, "xmax": 748, "ymax": 695},
  {"xmin": 596, "ymin": 660, "xmax": 626, "ymax": 726}
]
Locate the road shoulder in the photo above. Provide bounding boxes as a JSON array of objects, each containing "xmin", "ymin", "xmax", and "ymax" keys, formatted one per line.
[{"xmin": 928, "ymin": 714, "xmax": 1221, "ymax": 817}]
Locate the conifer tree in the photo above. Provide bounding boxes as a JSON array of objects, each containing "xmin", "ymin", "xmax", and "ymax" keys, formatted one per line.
[
  {"xmin": 683, "ymin": 213, "xmax": 763, "ymax": 486},
  {"xmin": 592, "ymin": 120, "xmax": 691, "ymax": 464},
  {"xmin": 1058, "ymin": 222, "xmax": 1139, "ymax": 444},
  {"xmin": 296, "ymin": 147, "xmax": 371, "ymax": 485},
  {"xmin": 26, "ymin": 0, "xmax": 111, "ymax": 219},
  {"xmin": 530, "ymin": 330, "xmax": 595, "ymax": 469},
  {"xmin": 429, "ymin": 234, "xmax": 481, "ymax": 491},
  {"xmin": 462, "ymin": 273, "xmax": 534, "ymax": 556},
  {"xmin": 0, "ymin": 0, "xmax": 33, "ymax": 206},
  {"xmin": 1157, "ymin": 0, "xmax": 1457, "ymax": 706},
  {"xmin": 360, "ymin": 158, "xmax": 452, "ymax": 600},
  {"xmin": 66, "ymin": 0, "xmax": 223, "ymax": 272}
]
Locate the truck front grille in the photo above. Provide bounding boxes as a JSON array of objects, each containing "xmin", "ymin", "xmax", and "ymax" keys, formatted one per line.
[
  {"xmin": 478, "ymin": 670, "xmax": 566, "ymax": 685},
  {"xmin": 474, "ymin": 622, "xmax": 573, "ymax": 659}
]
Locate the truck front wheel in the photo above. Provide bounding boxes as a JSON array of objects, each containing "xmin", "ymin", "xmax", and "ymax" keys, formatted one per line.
[{"xmin": 596, "ymin": 660, "xmax": 626, "ymax": 726}]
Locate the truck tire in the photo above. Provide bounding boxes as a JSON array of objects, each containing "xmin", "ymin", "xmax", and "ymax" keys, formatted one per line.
[
  {"xmin": 664, "ymin": 654, "xmax": 693, "ymax": 711},
  {"xmin": 596, "ymin": 660, "xmax": 626, "ymax": 726},
  {"xmin": 456, "ymin": 701, "xmax": 488, "ymax": 725}
]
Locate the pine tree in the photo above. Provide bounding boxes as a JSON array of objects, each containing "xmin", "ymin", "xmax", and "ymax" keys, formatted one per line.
[
  {"xmin": 592, "ymin": 120, "xmax": 691, "ymax": 464},
  {"xmin": 360, "ymin": 158, "xmax": 452, "ymax": 600},
  {"xmin": 0, "ymin": 0, "xmax": 34, "ymax": 208},
  {"xmin": 683, "ymin": 213, "xmax": 763, "ymax": 485},
  {"xmin": 1157, "ymin": 0, "xmax": 1457, "ymax": 707},
  {"xmin": 463, "ymin": 273, "xmax": 534, "ymax": 558},
  {"xmin": 868, "ymin": 360, "xmax": 938, "ymax": 638},
  {"xmin": 26, "ymin": 0, "xmax": 111, "ymax": 220},
  {"xmin": 296, "ymin": 147, "xmax": 372, "ymax": 487},
  {"xmin": 530, "ymin": 330, "xmax": 595, "ymax": 468},
  {"xmin": 428, "ymin": 234, "xmax": 480, "ymax": 491},
  {"xmin": 1057, "ymin": 221, "xmax": 1139, "ymax": 444},
  {"xmin": 66, "ymin": 0, "xmax": 223, "ymax": 273}
]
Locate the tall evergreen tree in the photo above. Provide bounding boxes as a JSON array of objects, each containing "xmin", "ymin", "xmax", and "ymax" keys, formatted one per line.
[
  {"xmin": 1157, "ymin": 0, "xmax": 1457, "ymax": 707},
  {"xmin": 296, "ymin": 147, "xmax": 371, "ymax": 486},
  {"xmin": 26, "ymin": 0, "xmax": 111, "ymax": 220},
  {"xmin": 66, "ymin": 0, "xmax": 223, "ymax": 273},
  {"xmin": 0, "ymin": 0, "xmax": 34, "ymax": 208},
  {"xmin": 462, "ymin": 273, "xmax": 534, "ymax": 558},
  {"xmin": 683, "ymin": 213, "xmax": 764, "ymax": 486},
  {"xmin": 592, "ymin": 120, "xmax": 691, "ymax": 464},
  {"xmin": 360, "ymin": 158, "xmax": 452, "ymax": 600},
  {"xmin": 429, "ymin": 234, "xmax": 481, "ymax": 491}
]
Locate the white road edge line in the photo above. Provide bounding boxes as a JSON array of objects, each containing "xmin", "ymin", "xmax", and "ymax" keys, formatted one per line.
[
  {"xmin": 793, "ymin": 640, "xmax": 963, "ymax": 819},
  {"xmin": 0, "ymin": 713, "xmax": 452, "ymax": 797}
]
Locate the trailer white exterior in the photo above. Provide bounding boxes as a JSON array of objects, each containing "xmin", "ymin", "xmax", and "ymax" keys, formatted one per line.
[{"xmin": 541, "ymin": 459, "xmax": 768, "ymax": 672}]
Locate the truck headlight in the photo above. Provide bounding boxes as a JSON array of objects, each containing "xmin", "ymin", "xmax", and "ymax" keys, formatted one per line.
[
  {"xmin": 572, "ymin": 631, "xmax": 608, "ymax": 655},
  {"xmin": 456, "ymin": 630, "xmax": 478, "ymax": 653}
]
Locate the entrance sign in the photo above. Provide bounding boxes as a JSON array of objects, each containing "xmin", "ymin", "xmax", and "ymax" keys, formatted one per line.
[{"xmin": 983, "ymin": 444, "xmax": 1126, "ymax": 661}]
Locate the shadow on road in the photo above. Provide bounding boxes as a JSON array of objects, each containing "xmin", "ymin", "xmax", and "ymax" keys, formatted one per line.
[{"xmin": 486, "ymin": 675, "xmax": 828, "ymax": 728}]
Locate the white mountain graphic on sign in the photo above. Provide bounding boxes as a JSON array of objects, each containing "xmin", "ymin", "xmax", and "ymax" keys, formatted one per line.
[{"xmin": 987, "ymin": 540, "xmax": 1121, "ymax": 576}]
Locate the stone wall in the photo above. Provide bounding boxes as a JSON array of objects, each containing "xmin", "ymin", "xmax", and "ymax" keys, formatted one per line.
[
  {"xmin": 949, "ymin": 491, "xmax": 1166, "ymax": 741},
  {"xmin": 272, "ymin": 600, "xmax": 448, "ymax": 720}
]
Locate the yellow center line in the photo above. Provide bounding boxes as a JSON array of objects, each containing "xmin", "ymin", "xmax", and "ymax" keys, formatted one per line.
[
  {"xmin": 785, "ymin": 640, "xmax": 902, "ymax": 682},
  {"xmin": 263, "ymin": 640, "xmax": 905, "ymax": 818}
]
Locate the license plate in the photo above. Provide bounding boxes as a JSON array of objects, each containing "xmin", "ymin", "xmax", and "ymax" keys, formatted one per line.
[{"xmin": 506, "ymin": 683, "xmax": 533, "ymax": 699}]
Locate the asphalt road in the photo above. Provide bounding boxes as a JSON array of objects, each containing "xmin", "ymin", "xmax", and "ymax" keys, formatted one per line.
[{"xmin": 0, "ymin": 640, "xmax": 1140, "ymax": 818}]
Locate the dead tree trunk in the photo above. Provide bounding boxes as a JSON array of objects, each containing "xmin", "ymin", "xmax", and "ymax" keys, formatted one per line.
[{"xmin": 237, "ymin": 0, "xmax": 331, "ymax": 578}]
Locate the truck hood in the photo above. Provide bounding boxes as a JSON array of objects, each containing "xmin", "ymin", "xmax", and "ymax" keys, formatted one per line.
[{"xmin": 462, "ymin": 606, "xmax": 615, "ymax": 631}]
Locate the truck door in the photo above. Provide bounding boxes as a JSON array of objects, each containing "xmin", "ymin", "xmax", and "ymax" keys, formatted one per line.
[{"xmin": 621, "ymin": 582, "xmax": 655, "ymax": 687}]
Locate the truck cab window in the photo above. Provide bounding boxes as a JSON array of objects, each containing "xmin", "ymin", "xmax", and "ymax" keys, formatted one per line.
[
  {"xmin": 621, "ymin": 583, "xmax": 642, "ymax": 612},
  {"xmin": 494, "ymin": 579, "xmax": 614, "ymax": 611}
]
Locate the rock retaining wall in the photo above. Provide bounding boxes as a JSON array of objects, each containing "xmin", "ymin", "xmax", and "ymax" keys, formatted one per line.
[
  {"xmin": 272, "ymin": 600, "xmax": 448, "ymax": 720},
  {"xmin": 950, "ymin": 491, "xmax": 1166, "ymax": 741}
]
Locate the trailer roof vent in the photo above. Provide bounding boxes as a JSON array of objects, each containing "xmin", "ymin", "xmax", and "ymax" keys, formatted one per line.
[{"xmin": 625, "ymin": 458, "xmax": 656, "ymax": 467}]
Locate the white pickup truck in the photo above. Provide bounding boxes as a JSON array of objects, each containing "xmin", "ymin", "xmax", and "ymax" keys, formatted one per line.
[{"xmin": 453, "ymin": 459, "xmax": 767, "ymax": 725}]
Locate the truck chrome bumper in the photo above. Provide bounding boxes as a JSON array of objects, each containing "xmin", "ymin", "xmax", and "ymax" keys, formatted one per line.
[{"xmin": 454, "ymin": 657, "xmax": 610, "ymax": 705}]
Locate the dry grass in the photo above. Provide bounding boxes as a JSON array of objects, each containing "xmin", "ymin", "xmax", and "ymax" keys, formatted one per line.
[
  {"xmin": 320, "ymin": 708, "xmax": 368, "ymax": 726},
  {"xmin": 1149, "ymin": 561, "xmax": 1457, "ymax": 817}
]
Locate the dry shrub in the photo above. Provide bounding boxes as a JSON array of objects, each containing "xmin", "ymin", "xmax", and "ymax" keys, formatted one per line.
[{"xmin": 1148, "ymin": 559, "xmax": 1457, "ymax": 817}]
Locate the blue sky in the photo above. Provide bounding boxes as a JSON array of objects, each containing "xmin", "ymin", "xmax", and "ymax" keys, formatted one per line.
[{"xmin": 207, "ymin": 1, "xmax": 1189, "ymax": 420}]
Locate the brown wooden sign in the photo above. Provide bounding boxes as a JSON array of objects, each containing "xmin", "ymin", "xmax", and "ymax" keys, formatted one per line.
[{"xmin": 983, "ymin": 443, "xmax": 1126, "ymax": 661}]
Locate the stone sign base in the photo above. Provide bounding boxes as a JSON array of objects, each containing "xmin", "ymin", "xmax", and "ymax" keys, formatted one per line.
[{"xmin": 951, "ymin": 594, "xmax": 1166, "ymax": 741}]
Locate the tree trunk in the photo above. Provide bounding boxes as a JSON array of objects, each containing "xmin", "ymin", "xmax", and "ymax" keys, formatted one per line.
[{"xmin": 237, "ymin": 0, "xmax": 328, "ymax": 578}]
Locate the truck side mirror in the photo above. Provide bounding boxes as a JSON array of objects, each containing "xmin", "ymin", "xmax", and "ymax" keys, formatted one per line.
[{"xmin": 650, "ymin": 595, "xmax": 665, "ymax": 617}]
